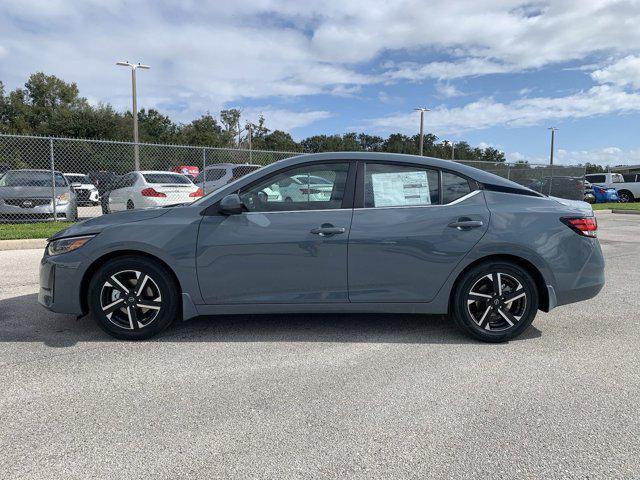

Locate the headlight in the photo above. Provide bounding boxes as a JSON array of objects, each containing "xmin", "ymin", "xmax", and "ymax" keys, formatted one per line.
[
  {"xmin": 47, "ymin": 235, "xmax": 95, "ymax": 256},
  {"xmin": 56, "ymin": 192, "xmax": 70, "ymax": 204}
]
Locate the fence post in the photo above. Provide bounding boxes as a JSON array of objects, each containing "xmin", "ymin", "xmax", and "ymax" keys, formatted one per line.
[
  {"xmin": 202, "ymin": 147, "xmax": 207, "ymax": 194},
  {"xmin": 50, "ymin": 138, "xmax": 57, "ymax": 221},
  {"xmin": 506, "ymin": 165, "xmax": 511, "ymax": 180}
]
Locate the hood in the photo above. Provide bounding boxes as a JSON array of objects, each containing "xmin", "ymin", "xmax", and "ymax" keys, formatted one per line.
[
  {"xmin": 0, "ymin": 186, "xmax": 71, "ymax": 199},
  {"xmin": 48, "ymin": 207, "xmax": 171, "ymax": 241},
  {"xmin": 549, "ymin": 196, "xmax": 594, "ymax": 216}
]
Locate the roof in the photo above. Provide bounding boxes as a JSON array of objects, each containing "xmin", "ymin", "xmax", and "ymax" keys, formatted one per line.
[{"xmin": 611, "ymin": 165, "xmax": 640, "ymax": 172}]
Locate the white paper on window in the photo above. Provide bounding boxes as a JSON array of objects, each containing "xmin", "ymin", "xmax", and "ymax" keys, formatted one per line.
[{"xmin": 371, "ymin": 170, "xmax": 431, "ymax": 207}]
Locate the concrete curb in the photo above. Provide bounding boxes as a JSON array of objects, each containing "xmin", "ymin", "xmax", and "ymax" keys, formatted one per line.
[
  {"xmin": 611, "ymin": 209, "xmax": 640, "ymax": 215},
  {"xmin": 594, "ymin": 209, "xmax": 612, "ymax": 215},
  {"xmin": 0, "ymin": 238, "xmax": 47, "ymax": 251}
]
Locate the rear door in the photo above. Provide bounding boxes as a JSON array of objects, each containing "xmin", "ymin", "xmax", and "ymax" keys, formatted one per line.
[
  {"xmin": 348, "ymin": 162, "xmax": 490, "ymax": 303},
  {"xmin": 196, "ymin": 161, "xmax": 356, "ymax": 304}
]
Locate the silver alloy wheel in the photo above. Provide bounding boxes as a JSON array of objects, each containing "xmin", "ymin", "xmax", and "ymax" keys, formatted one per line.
[
  {"xmin": 100, "ymin": 269, "xmax": 162, "ymax": 330},
  {"xmin": 466, "ymin": 272, "xmax": 527, "ymax": 332}
]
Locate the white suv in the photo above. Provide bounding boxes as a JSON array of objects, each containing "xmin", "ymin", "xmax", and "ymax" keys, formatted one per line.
[
  {"xmin": 194, "ymin": 164, "xmax": 262, "ymax": 194},
  {"xmin": 585, "ymin": 172, "xmax": 640, "ymax": 203}
]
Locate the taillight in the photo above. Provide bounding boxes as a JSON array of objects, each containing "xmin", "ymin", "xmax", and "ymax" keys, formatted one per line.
[
  {"xmin": 561, "ymin": 217, "xmax": 597, "ymax": 238},
  {"xmin": 189, "ymin": 187, "xmax": 204, "ymax": 197},
  {"xmin": 141, "ymin": 187, "xmax": 167, "ymax": 198}
]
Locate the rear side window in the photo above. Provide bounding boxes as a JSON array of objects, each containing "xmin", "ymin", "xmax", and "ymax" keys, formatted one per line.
[
  {"xmin": 442, "ymin": 171, "xmax": 472, "ymax": 204},
  {"xmin": 205, "ymin": 169, "xmax": 226, "ymax": 181},
  {"xmin": 586, "ymin": 174, "xmax": 606, "ymax": 183},
  {"xmin": 142, "ymin": 173, "xmax": 191, "ymax": 184},
  {"xmin": 232, "ymin": 166, "xmax": 261, "ymax": 178},
  {"xmin": 364, "ymin": 163, "xmax": 439, "ymax": 207}
]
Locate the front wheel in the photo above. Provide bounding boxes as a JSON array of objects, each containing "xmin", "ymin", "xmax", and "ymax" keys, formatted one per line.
[
  {"xmin": 88, "ymin": 256, "xmax": 179, "ymax": 340},
  {"xmin": 451, "ymin": 262, "xmax": 538, "ymax": 342}
]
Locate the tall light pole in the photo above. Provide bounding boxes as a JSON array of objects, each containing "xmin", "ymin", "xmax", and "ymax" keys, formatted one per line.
[
  {"xmin": 548, "ymin": 127, "xmax": 558, "ymax": 165},
  {"xmin": 415, "ymin": 107, "xmax": 430, "ymax": 156},
  {"xmin": 447, "ymin": 140, "xmax": 455, "ymax": 160},
  {"xmin": 117, "ymin": 61, "xmax": 150, "ymax": 170}
]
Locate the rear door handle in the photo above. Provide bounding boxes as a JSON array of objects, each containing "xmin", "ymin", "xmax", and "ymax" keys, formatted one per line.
[
  {"xmin": 448, "ymin": 220, "xmax": 484, "ymax": 230},
  {"xmin": 310, "ymin": 226, "xmax": 346, "ymax": 236}
]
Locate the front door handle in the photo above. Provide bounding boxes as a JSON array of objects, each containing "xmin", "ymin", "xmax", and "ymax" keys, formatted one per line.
[
  {"xmin": 310, "ymin": 226, "xmax": 346, "ymax": 236},
  {"xmin": 448, "ymin": 219, "xmax": 484, "ymax": 230}
]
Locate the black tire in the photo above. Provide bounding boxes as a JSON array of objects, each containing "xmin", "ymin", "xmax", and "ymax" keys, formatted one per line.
[
  {"xmin": 88, "ymin": 256, "xmax": 180, "ymax": 340},
  {"xmin": 451, "ymin": 261, "xmax": 538, "ymax": 343},
  {"xmin": 618, "ymin": 190, "xmax": 634, "ymax": 203},
  {"xmin": 67, "ymin": 206, "xmax": 78, "ymax": 222},
  {"xmin": 284, "ymin": 197, "xmax": 293, "ymax": 203},
  {"xmin": 126, "ymin": 200, "xmax": 135, "ymax": 210}
]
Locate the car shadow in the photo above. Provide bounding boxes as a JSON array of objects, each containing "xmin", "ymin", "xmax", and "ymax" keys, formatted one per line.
[{"xmin": 0, "ymin": 293, "xmax": 542, "ymax": 348}]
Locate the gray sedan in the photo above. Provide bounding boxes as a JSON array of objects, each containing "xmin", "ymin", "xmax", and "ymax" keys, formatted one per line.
[
  {"xmin": 0, "ymin": 169, "xmax": 78, "ymax": 222},
  {"xmin": 38, "ymin": 153, "xmax": 604, "ymax": 342}
]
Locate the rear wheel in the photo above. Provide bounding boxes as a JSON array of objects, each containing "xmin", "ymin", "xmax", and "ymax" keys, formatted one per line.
[
  {"xmin": 452, "ymin": 261, "xmax": 538, "ymax": 342},
  {"xmin": 88, "ymin": 256, "xmax": 179, "ymax": 340},
  {"xmin": 618, "ymin": 190, "xmax": 634, "ymax": 203}
]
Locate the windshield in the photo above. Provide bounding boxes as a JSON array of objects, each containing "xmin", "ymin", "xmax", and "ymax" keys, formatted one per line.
[
  {"xmin": 0, "ymin": 171, "xmax": 67, "ymax": 187},
  {"xmin": 66, "ymin": 174, "xmax": 90, "ymax": 184},
  {"xmin": 142, "ymin": 173, "xmax": 192, "ymax": 184}
]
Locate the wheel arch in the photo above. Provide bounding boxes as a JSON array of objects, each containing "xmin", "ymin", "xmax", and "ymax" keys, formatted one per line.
[
  {"xmin": 449, "ymin": 254, "xmax": 550, "ymax": 312},
  {"xmin": 80, "ymin": 249, "xmax": 183, "ymax": 315},
  {"xmin": 617, "ymin": 189, "xmax": 634, "ymax": 199}
]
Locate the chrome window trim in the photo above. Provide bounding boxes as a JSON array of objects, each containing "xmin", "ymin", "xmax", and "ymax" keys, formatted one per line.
[{"xmin": 356, "ymin": 189, "xmax": 481, "ymax": 211}]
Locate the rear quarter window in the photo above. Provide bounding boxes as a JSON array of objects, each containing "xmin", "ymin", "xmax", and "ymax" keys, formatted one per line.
[{"xmin": 442, "ymin": 171, "xmax": 472, "ymax": 204}]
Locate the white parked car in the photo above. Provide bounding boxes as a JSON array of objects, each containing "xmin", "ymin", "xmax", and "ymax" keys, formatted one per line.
[
  {"xmin": 107, "ymin": 171, "xmax": 203, "ymax": 212},
  {"xmin": 64, "ymin": 173, "xmax": 99, "ymax": 206},
  {"xmin": 585, "ymin": 172, "xmax": 640, "ymax": 203},
  {"xmin": 194, "ymin": 163, "xmax": 262, "ymax": 194},
  {"xmin": 277, "ymin": 174, "xmax": 334, "ymax": 202}
]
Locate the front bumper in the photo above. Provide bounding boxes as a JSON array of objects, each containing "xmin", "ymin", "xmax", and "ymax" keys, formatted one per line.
[
  {"xmin": 0, "ymin": 201, "xmax": 74, "ymax": 222},
  {"xmin": 38, "ymin": 250, "xmax": 85, "ymax": 315}
]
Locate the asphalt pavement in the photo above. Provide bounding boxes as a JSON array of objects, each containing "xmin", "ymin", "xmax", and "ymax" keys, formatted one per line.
[{"xmin": 0, "ymin": 213, "xmax": 639, "ymax": 479}]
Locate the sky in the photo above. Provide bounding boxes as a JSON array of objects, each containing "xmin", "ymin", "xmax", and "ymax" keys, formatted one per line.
[{"xmin": 2, "ymin": 0, "xmax": 640, "ymax": 165}]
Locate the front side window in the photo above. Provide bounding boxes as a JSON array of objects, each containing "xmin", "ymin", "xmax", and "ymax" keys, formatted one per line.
[
  {"xmin": 364, "ymin": 163, "xmax": 439, "ymax": 208},
  {"xmin": 240, "ymin": 163, "xmax": 349, "ymax": 212},
  {"xmin": 612, "ymin": 173, "xmax": 624, "ymax": 183},
  {"xmin": 442, "ymin": 171, "xmax": 472, "ymax": 204}
]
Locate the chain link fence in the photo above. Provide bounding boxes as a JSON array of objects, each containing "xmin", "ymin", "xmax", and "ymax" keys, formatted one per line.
[{"xmin": 0, "ymin": 133, "xmax": 586, "ymax": 223}]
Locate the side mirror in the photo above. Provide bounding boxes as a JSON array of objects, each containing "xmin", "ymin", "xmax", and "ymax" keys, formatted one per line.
[{"xmin": 219, "ymin": 193, "xmax": 244, "ymax": 215}]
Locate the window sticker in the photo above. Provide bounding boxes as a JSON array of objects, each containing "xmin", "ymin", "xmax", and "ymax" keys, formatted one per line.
[{"xmin": 371, "ymin": 170, "xmax": 431, "ymax": 207}]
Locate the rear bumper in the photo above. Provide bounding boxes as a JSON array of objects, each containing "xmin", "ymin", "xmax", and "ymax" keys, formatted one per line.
[{"xmin": 553, "ymin": 238, "xmax": 605, "ymax": 308}]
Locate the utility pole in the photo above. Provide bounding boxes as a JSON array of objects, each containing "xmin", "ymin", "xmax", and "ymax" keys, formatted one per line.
[
  {"xmin": 450, "ymin": 140, "xmax": 455, "ymax": 160},
  {"xmin": 247, "ymin": 124, "xmax": 253, "ymax": 163},
  {"xmin": 414, "ymin": 107, "xmax": 430, "ymax": 156},
  {"xmin": 548, "ymin": 127, "xmax": 558, "ymax": 165},
  {"xmin": 117, "ymin": 61, "xmax": 150, "ymax": 170}
]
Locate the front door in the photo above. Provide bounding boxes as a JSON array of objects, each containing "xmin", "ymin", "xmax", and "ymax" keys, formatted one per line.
[
  {"xmin": 196, "ymin": 162, "xmax": 354, "ymax": 304},
  {"xmin": 348, "ymin": 162, "xmax": 490, "ymax": 303}
]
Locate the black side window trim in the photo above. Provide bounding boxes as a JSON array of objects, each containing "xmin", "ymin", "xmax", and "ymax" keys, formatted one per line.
[
  {"xmin": 202, "ymin": 160, "xmax": 358, "ymax": 216},
  {"xmin": 354, "ymin": 161, "xmax": 478, "ymax": 208}
]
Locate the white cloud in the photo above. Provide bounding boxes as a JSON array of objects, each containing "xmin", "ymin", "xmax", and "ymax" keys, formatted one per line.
[
  {"xmin": 366, "ymin": 85, "xmax": 640, "ymax": 135},
  {"xmin": 435, "ymin": 82, "xmax": 463, "ymax": 98},
  {"xmin": 510, "ymin": 147, "xmax": 640, "ymax": 166},
  {"xmin": 591, "ymin": 55, "xmax": 640, "ymax": 90},
  {"xmin": 242, "ymin": 107, "xmax": 332, "ymax": 133}
]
